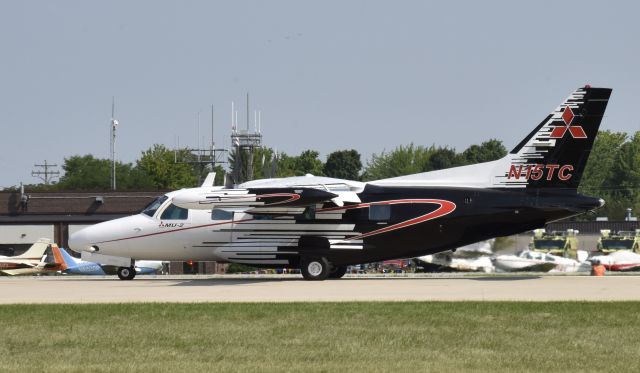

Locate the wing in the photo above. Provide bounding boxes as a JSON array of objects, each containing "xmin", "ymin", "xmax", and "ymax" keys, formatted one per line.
[
  {"xmin": 0, "ymin": 267, "xmax": 42, "ymax": 276},
  {"xmin": 172, "ymin": 187, "xmax": 338, "ymax": 211}
]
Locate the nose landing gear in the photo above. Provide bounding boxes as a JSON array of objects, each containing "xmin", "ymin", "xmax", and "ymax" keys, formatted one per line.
[{"xmin": 117, "ymin": 266, "xmax": 136, "ymax": 280}]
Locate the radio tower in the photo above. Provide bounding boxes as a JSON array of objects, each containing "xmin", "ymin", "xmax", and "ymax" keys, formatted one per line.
[{"xmin": 230, "ymin": 93, "xmax": 262, "ymax": 185}]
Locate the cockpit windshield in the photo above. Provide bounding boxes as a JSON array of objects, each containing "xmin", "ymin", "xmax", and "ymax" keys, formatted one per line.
[{"xmin": 141, "ymin": 196, "xmax": 168, "ymax": 217}]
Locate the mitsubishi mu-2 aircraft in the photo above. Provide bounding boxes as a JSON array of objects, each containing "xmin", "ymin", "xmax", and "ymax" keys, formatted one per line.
[{"xmin": 69, "ymin": 86, "xmax": 611, "ymax": 280}]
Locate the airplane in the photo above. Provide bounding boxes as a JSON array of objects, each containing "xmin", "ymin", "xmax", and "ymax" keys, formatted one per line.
[
  {"xmin": 415, "ymin": 239, "xmax": 495, "ymax": 272},
  {"xmin": 0, "ymin": 238, "xmax": 66, "ymax": 276},
  {"xmin": 54, "ymin": 246, "xmax": 163, "ymax": 279},
  {"xmin": 69, "ymin": 85, "xmax": 611, "ymax": 281},
  {"xmin": 492, "ymin": 250, "xmax": 591, "ymax": 273}
]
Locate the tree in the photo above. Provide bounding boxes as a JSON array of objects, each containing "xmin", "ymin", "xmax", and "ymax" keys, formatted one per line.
[
  {"xmin": 423, "ymin": 147, "xmax": 464, "ymax": 172},
  {"xmin": 295, "ymin": 150, "xmax": 324, "ymax": 176},
  {"xmin": 579, "ymin": 131, "xmax": 630, "ymax": 219},
  {"xmin": 462, "ymin": 139, "xmax": 508, "ymax": 164},
  {"xmin": 580, "ymin": 131, "xmax": 627, "ymax": 195},
  {"xmin": 324, "ymin": 149, "xmax": 362, "ymax": 180},
  {"xmin": 136, "ymin": 145, "xmax": 198, "ymax": 189},
  {"xmin": 363, "ymin": 144, "xmax": 431, "ymax": 181},
  {"xmin": 274, "ymin": 152, "xmax": 298, "ymax": 177},
  {"xmin": 275, "ymin": 150, "xmax": 324, "ymax": 177},
  {"xmin": 56, "ymin": 155, "xmax": 151, "ymax": 190},
  {"xmin": 610, "ymin": 131, "xmax": 640, "ymax": 218}
]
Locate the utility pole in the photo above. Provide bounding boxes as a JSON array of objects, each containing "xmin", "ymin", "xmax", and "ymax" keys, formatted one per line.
[
  {"xmin": 110, "ymin": 97, "xmax": 119, "ymax": 190},
  {"xmin": 31, "ymin": 160, "xmax": 60, "ymax": 184}
]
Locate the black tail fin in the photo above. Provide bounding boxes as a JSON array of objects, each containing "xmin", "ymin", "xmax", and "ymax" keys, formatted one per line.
[{"xmin": 505, "ymin": 86, "xmax": 612, "ymax": 189}]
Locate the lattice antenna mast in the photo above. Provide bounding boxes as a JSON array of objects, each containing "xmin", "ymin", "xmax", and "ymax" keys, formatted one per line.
[
  {"xmin": 174, "ymin": 104, "xmax": 228, "ymax": 185},
  {"xmin": 230, "ymin": 93, "xmax": 262, "ymax": 185}
]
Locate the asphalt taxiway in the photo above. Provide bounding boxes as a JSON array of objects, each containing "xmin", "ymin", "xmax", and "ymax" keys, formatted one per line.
[{"xmin": 2, "ymin": 274, "xmax": 640, "ymax": 303}]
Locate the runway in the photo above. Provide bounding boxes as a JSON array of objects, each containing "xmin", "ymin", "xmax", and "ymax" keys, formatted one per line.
[{"xmin": 2, "ymin": 274, "xmax": 640, "ymax": 303}]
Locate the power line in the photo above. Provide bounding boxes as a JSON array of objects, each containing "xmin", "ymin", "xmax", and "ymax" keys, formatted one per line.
[{"xmin": 31, "ymin": 160, "xmax": 60, "ymax": 184}]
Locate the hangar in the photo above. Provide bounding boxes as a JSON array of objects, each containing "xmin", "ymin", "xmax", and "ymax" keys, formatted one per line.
[{"xmin": 0, "ymin": 190, "xmax": 227, "ymax": 274}]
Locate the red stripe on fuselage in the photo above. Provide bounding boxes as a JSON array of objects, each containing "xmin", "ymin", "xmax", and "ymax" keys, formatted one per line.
[
  {"xmin": 95, "ymin": 199, "xmax": 456, "ymax": 244},
  {"xmin": 319, "ymin": 199, "xmax": 457, "ymax": 241},
  {"xmin": 95, "ymin": 218, "xmax": 254, "ymax": 244}
]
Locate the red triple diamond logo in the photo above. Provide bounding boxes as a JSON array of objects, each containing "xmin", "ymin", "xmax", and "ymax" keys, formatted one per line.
[{"xmin": 549, "ymin": 106, "xmax": 587, "ymax": 139}]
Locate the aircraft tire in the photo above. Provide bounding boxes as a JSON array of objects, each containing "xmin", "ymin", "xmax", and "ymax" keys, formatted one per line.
[
  {"xmin": 300, "ymin": 256, "xmax": 330, "ymax": 281},
  {"xmin": 329, "ymin": 265, "xmax": 348, "ymax": 279},
  {"xmin": 117, "ymin": 266, "xmax": 136, "ymax": 280}
]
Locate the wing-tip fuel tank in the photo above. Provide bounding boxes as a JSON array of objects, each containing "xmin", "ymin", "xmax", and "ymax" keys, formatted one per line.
[{"xmin": 172, "ymin": 187, "xmax": 338, "ymax": 210}]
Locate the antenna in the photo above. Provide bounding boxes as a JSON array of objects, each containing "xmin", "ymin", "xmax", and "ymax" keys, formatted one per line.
[
  {"xmin": 174, "ymin": 104, "xmax": 227, "ymax": 186},
  {"xmin": 231, "ymin": 101, "xmax": 235, "ymax": 132},
  {"xmin": 230, "ymin": 94, "xmax": 262, "ymax": 184},
  {"xmin": 197, "ymin": 111, "xmax": 201, "ymax": 163},
  {"xmin": 211, "ymin": 105, "xmax": 215, "ymax": 149}
]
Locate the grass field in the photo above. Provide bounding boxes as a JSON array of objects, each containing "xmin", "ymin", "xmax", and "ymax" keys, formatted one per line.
[{"xmin": 1, "ymin": 302, "xmax": 640, "ymax": 372}]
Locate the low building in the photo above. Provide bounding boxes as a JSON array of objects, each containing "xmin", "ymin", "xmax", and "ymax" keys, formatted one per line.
[{"xmin": 0, "ymin": 190, "xmax": 227, "ymax": 274}]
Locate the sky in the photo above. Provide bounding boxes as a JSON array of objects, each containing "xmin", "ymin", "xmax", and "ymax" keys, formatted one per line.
[{"xmin": 1, "ymin": 0, "xmax": 639, "ymax": 188}]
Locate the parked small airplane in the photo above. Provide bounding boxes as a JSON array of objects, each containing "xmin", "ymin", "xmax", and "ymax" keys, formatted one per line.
[
  {"xmin": 415, "ymin": 239, "xmax": 495, "ymax": 272},
  {"xmin": 493, "ymin": 250, "xmax": 590, "ymax": 273},
  {"xmin": 589, "ymin": 251, "xmax": 640, "ymax": 271},
  {"xmin": 54, "ymin": 246, "xmax": 163, "ymax": 279},
  {"xmin": 0, "ymin": 238, "xmax": 66, "ymax": 276},
  {"xmin": 69, "ymin": 86, "xmax": 611, "ymax": 280}
]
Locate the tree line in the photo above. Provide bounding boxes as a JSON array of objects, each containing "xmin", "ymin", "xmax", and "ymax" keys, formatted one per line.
[{"xmin": 13, "ymin": 131, "xmax": 640, "ymax": 220}]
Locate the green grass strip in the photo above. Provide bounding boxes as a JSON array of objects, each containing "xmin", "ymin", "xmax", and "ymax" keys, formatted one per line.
[{"xmin": 1, "ymin": 302, "xmax": 639, "ymax": 372}]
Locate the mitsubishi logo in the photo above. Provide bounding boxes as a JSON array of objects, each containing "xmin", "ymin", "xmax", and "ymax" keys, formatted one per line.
[{"xmin": 550, "ymin": 106, "xmax": 587, "ymax": 139}]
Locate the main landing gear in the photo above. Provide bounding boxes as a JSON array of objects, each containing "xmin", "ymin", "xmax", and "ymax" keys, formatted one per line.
[
  {"xmin": 300, "ymin": 257, "xmax": 347, "ymax": 281},
  {"xmin": 117, "ymin": 266, "xmax": 136, "ymax": 281},
  {"xmin": 329, "ymin": 265, "xmax": 348, "ymax": 279}
]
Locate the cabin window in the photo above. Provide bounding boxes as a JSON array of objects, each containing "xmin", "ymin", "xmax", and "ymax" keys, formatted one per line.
[
  {"xmin": 141, "ymin": 196, "xmax": 168, "ymax": 217},
  {"xmin": 211, "ymin": 209, "xmax": 233, "ymax": 221},
  {"xmin": 253, "ymin": 214, "xmax": 274, "ymax": 220},
  {"xmin": 160, "ymin": 204, "xmax": 189, "ymax": 220},
  {"xmin": 369, "ymin": 204, "xmax": 390, "ymax": 221}
]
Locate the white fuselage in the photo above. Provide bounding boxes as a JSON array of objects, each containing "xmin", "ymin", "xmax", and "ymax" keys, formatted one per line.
[{"xmin": 68, "ymin": 189, "xmax": 357, "ymax": 264}]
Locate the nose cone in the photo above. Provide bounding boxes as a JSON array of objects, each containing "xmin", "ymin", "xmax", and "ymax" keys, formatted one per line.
[
  {"xmin": 68, "ymin": 229, "xmax": 91, "ymax": 254},
  {"xmin": 68, "ymin": 215, "xmax": 153, "ymax": 256},
  {"xmin": 67, "ymin": 219, "xmax": 123, "ymax": 254}
]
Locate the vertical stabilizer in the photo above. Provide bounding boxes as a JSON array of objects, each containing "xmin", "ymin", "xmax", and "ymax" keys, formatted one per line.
[
  {"xmin": 495, "ymin": 86, "xmax": 612, "ymax": 189},
  {"xmin": 15, "ymin": 238, "xmax": 51, "ymax": 259}
]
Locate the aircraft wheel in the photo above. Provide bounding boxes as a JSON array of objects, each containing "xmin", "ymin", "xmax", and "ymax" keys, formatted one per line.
[
  {"xmin": 117, "ymin": 266, "xmax": 136, "ymax": 280},
  {"xmin": 329, "ymin": 265, "xmax": 348, "ymax": 279},
  {"xmin": 300, "ymin": 257, "xmax": 330, "ymax": 281}
]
